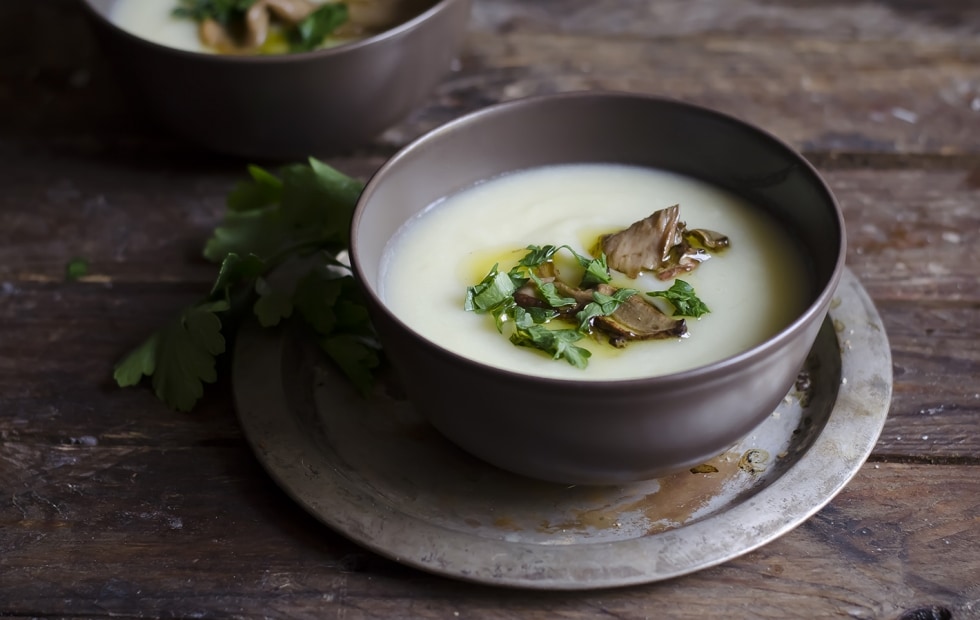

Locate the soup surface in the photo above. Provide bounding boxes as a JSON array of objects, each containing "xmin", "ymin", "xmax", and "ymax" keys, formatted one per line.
[
  {"xmin": 111, "ymin": 0, "xmax": 210, "ymax": 53},
  {"xmin": 381, "ymin": 164, "xmax": 811, "ymax": 380},
  {"xmin": 109, "ymin": 0, "xmax": 422, "ymax": 54}
]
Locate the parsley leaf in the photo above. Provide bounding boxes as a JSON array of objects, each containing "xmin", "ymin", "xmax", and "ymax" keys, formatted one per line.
[
  {"xmin": 517, "ymin": 244, "xmax": 561, "ymax": 268},
  {"xmin": 527, "ymin": 270, "xmax": 576, "ymax": 308},
  {"xmin": 65, "ymin": 257, "xmax": 89, "ymax": 281},
  {"xmin": 647, "ymin": 279, "xmax": 710, "ymax": 318},
  {"xmin": 290, "ymin": 3, "xmax": 349, "ymax": 53},
  {"xmin": 578, "ymin": 252, "xmax": 612, "ymax": 288},
  {"xmin": 319, "ymin": 333, "xmax": 381, "ymax": 397},
  {"xmin": 465, "ymin": 265, "xmax": 517, "ymax": 314},
  {"xmin": 514, "ymin": 305, "xmax": 557, "ymax": 327},
  {"xmin": 211, "ymin": 252, "xmax": 266, "ymax": 302},
  {"xmin": 114, "ymin": 302, "xmax": 228, "ymax": 413},
  {"xmin": 172, "ymin": 0, "xmax": 257, "ymax": 25},
  {"xmin": 510, "ymin": 325, "xmax": 591, "ymax": 369},
  {"xmin": 515, "ymin": 244, "xmax": 611, "ymax": 288},
  {"xmin": 227, "ymin": 165, "xmax": 283, "ymax": 212},
  {"xmin": 203, "ymin": 158, "xmax": 360, "ymax": 264},
  {"xmin": 115, "ymin": 158, "xmax": 377, "ymax": 412},
  {"xmin": 253, "ymin": 276, "xmax": 293, "ymax": 327},
  {"xmin": 575, "ymin": 288, "xmax": 639, "ymax": 332}
]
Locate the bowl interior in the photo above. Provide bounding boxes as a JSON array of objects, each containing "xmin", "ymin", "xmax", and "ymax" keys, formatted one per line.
[
  {"xmin": 83, "ymin": 0, "xmax": 447, "ymax": 55},
  {"xmin": 354, "ymin": 93, "xmax": 844, "ymax": 327}
]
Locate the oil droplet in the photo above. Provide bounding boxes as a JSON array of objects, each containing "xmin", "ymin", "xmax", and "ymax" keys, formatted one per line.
[{"xmin": 690, "ymin": 463, "xmax": 720, "ymax": 474}]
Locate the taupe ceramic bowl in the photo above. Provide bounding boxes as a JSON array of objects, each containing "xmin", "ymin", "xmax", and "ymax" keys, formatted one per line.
[
  {"xmin": 80, "ymin": 0, "xmax": 470, "ymax": 158},
  {"xmin": 351, "ymin": 92, "xmax": 846, "ymax": 485}
]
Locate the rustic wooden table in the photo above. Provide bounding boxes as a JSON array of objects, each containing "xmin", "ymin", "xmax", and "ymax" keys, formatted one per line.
[{"xmin": 2, "ymin": 1, "xmax": 979, "ymax": 618}]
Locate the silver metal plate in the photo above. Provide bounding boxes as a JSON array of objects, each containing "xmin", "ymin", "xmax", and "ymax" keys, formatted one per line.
[{"xmin": 232, "ymin": 268, "xmax": 892, "ymax": 589}]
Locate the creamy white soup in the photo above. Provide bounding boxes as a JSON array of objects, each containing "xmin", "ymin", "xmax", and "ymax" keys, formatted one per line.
[
  {"xmin": 109, "ymin": 0, "xmax": 421, "ymax": 55},
  {"xmin": 380, "ymin": 164, "xmax": 810, "ymax": 380},
  {"xmin": 112, "ymin": 0, "xmax": 227, "ymax": 53}
]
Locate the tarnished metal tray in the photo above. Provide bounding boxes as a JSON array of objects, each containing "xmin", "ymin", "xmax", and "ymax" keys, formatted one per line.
[{"xmin": 232, "ymin": 268, "xmax": 892, "ymax": 589}]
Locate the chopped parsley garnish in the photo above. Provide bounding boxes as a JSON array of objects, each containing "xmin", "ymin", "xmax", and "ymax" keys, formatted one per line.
[
  {"xmin": 647, "ymin": 279, "xmax": 711, "ymax": 318},
  {"xmin": 464, "ymin": 244, "xmax": 708, "ymax": 369},
  {"xmin": 510, "ymin": 325, "xmax": 591, "ymax": 370},
  {"xmin": 172, "ymin": 0, "xmax": 257, "ymax": 25},
  {"xmin": 289, "ymin": 4, "xmax": 350, "ymax": 53},
  {"xmin": 173, "ymin": 0, "xmax": 350, "ymax": 54},
  {"xmin": 575, "ymin": 287, "xmax": 638, "ymax": 332}
]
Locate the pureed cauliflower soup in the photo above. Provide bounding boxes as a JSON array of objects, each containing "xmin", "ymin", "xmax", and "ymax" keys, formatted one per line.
[
  {"xmin": 110, "ymin": 0, "xmax": 427, "ymax": 55},
  {"xmin": 381, "ymin": 163, "xmax": 810, "ymax": 381}
]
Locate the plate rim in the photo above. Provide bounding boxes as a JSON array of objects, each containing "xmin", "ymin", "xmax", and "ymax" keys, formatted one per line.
[{"xmin": 232, "ymin": 267, "xmax": 892, "ymax": 589}]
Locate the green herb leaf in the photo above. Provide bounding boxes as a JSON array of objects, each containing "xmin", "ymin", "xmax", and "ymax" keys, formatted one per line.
[
  {"xmin": 253, "ymin": 276, "xmax": 293, "ymax": 327},
  {"xmin": 647, "ymin": 279, "xmax": 710, "ymax": 318},
  {"xmin": 517, "ymin": 245, "xmax": 561, "ymax": 268},
  {"xmin": 113, "ymin": 333, "xmax": 159, "ymax": 388},
  {"xmin": 290, "ymin": 3, "xmax": 349, "ymax": 52},
  {"xmin": 578, "ymin": 252, "xmax": 612, "ymax": 288},
  {"xmin": 115, "ymin": 303, "xmax": 228, "ymax": 412},
  {"xmin": 292, "ymin": 268, "xmax": 347, "ymax": 336},
  {"xmin": 227, "ymin": 165, "xmax": 283, "ymax": 212},
  {"xmin": 204, "ymin": 158, "xmax": 363, "ymax": 263},
  {"xmin": 510, "ymin": 325, "xmax": 591, "ymax": 369},
  {"xmin": 524, "ymin": 306, "xmax": 558, "ymax": 325},
  {"xmin": 482, "ymin": 299, "xmax": 510, "ymax": 333},
  {"xmin": 65, "ymin": 257, "xmax": 89, "ymax": 281},
  {"xmin": 210, "ymin": 252, "xmax": 266, "ymax": 302},
  {"xmin": 172, "ymin": 0, "xmax": 257, "ymax": 25},
  {"xmin": 319, "ymin": 333, "xmax": 381, "ymax": 397},
  {"xmin": 528, "ymin": 270, "xmax": 576, "ymax": 308},
  {"xmin": 576, "ymin": 288, "xmax": 639, "ymax": 332},
  {"xmin": 115, "ymin": 158, "xmax": 376, "ymax": 412},
  {"xmin": 465, "ymin": 265, "xmax": 517, "ymax": 313}
]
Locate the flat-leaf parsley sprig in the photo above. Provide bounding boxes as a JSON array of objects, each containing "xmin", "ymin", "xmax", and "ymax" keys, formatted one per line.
[{"xmin": 114, "ymin": 158, "xmax": 380, "ymax": 412}]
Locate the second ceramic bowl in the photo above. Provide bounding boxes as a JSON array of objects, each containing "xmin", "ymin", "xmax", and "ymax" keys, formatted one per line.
[{"xmin": 81, "ymin": 0, "xmax": 471, "ymax": 158}]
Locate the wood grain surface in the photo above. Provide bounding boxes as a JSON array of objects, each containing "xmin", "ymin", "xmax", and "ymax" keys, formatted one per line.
[{"xmin": 1, "ymin": 1, "xmax": 978, "ymax": 619}]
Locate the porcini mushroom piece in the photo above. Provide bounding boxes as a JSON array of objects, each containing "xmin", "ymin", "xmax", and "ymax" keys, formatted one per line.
[
  {"xmin": 655, "ymin": 246, "xmax": 710, "ymax": 280},
  {"xmin": 601, "ymin": 205, "xmax": 729, "ymax": 281},
  {"xmin": 686, "ymin": 228, "xmax": 730, "ymax": 251},
  {"xmin": 244, "ymin": 1, "xmax": 272, "ymax": 48},
  {"xmin": 601, "ymin": 205, "xmax": 683, "ymax": 279},
  {"xmin": 199, "ymin": 18, "xmax": 235, "ymax": 51},
  {"xmin": 593, "ymin": 284, "xmax": 687, "ymax": 347}
]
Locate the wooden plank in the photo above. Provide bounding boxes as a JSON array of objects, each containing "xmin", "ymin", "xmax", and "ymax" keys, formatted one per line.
[
  {"xmin": 1, "ymin": 459, "xmax": 976, "ymax": 619},
  {"xmin": 837, "ymin": 168, "xmax": 980, "ymax": 303}
]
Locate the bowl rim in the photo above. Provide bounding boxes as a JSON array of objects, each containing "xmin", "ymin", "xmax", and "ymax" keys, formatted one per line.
[
  {"xmin": 351, "ymin": 90, "xmax": 847, "ymax": 391},
  {"xmin": 79, "ymin": 0, "xmax": 467, "ymax": 63}
]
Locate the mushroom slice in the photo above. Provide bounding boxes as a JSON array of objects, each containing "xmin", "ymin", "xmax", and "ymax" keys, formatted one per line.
[
  {"xmin": 244, "ymin": 1, "xmax": 273, "ymax": 48},
  {"xmin": 600, "ymin": 205, "xmax": 683, "ymax": 278},
  {"xmin": 552, "ymin": 281, "xmax": 600, "ymax": 317},
  {"xmin": 602, "ymin": 205, "xmax": 729, "ymax": 281},
  {"xmin": 513, "ymin": 281, "xmax": 550, "ymax": 309},
  {"xmin": 512, "ymin": 262, "xmax": 567, "ymax": 310},
  {"xmin": 655, "ymin": 246, "xmax": 710, "ymax": 280},
  {"xmin": 686, "ymin": 228, "xmax": 730, "ymax": 251},
  {"xmin": 199, "ymin": 18, "xmax": 237, "ymax": 52},
  {"xmin": 592, "ymin": 284, "xmax": 686, "ymax": 347}
]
